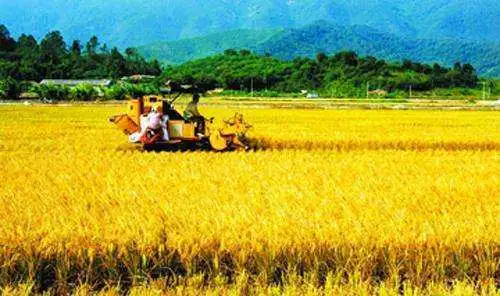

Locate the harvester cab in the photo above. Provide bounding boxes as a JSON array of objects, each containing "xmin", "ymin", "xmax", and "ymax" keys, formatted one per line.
[{"xmin": 109, "ymin": 91, "xmax": 251, "ymax": 151}]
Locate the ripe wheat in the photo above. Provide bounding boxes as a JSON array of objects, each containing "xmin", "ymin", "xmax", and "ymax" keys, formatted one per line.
[{"xmin": 0, "ymin": 104, "xmax": 498, "ymax": 294}]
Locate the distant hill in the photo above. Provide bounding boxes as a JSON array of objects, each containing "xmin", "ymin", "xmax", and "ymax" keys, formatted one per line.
[
  {"xmin": 256, "ymin": 22, "xmax": 500, "ymax": 77},
  {"xmin": 138, "ymin": 29, "xmax": 281, "ymax": 65},
  {"xmin": 139, "ymin": 21, "xmax": 500, "ymax": 77},
  {"xmin": 0, "ymin": 0, "xmax": 498, "ymax": 48}
]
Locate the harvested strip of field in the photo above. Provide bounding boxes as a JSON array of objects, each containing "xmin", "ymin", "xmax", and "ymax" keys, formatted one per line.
[
  {"xmin": 0, "ymin": 105, "xmax": 498, "ymax": 294},
  {"xmin": 196, "ymin": 100, "xmax": 499, "ymax": 111}
]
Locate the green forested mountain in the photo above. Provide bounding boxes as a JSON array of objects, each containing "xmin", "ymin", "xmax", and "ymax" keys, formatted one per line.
[
  {"xmin": 139, "ymin": 22, "xmax": 500, "ymax": 77},
  {"xmin": 256, "ymin": 22, "xmax": 500, "ymax": 77},
  {"xmin": 138, "ymin": 29, "xmax": 281, "ymax": 65},
  {"xmin": 1, "ymin": 0, "xmax": 498, "ymax": 48}
]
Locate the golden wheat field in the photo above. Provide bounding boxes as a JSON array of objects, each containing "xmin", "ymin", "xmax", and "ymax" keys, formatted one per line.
[{"xmin": 0, "ymin": 103, "xmax": 499, "ymax": 295}]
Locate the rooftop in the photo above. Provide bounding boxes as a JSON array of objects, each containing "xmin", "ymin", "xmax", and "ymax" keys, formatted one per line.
[{"xmin": 39, "ymin": 79, "xmax": 113, "ymax": 87}]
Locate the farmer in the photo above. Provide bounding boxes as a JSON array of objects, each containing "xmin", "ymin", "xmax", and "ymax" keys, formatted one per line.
[
  {"xmin": 183, "ymin": 93, "xmax": 205, "ymax": 135},
  {"xmin": 129, "ymin": 106, "xmax": 169, "ymax": 143}
]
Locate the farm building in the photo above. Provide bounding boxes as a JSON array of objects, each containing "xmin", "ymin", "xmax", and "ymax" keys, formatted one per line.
[
  {"xmin": 39, "ymin": 79, "xmax": 113, "ymax": 88},
  {"xmin": 120, "ymin": 75, "xmax": 156, "ymax": 83}
]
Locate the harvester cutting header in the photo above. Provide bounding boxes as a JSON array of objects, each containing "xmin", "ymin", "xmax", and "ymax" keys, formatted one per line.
[{"xmin": 109, "ymin": 83, "xmax": 251, "ymax": 151}]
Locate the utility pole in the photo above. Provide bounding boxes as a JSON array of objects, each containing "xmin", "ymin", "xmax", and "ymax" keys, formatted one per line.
[
  {"xmin": 482, "ymin": 82, "xmax": 486, "ymax": 100},
  {"xmin": 251, "ymin": 77, "xmax": 254, "ymax": 97},
  {"xmin": 366, "ymin": 82, "xmax": 370, "ymax": 98},
  {"xmin": 409, "ymin": 84, "xmax": 412, "ymax": 99}
]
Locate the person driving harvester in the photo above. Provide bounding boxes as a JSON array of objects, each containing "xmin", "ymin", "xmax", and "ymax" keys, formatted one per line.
[{"xmin": 183, "ymin": 93, "xmax": 205, "ymax": 136}]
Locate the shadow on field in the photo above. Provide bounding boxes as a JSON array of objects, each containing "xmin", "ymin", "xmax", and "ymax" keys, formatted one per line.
[
  {"xmin": 112, "ymin": 138, "xmax": 499, "ymax": 153},
  {"xmin": 249, "ymin": 137, "xmax": 500, "ymax": 152}
]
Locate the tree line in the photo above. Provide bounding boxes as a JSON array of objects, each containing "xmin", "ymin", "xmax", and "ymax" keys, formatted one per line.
[
  {"xmin": 0, "ymin": 23, "xmax": 487, "ymax": 100},
  {"xmin": 164, "ymin": 49, "xmax": 480, "ymax": 96},
  {"xmin": 0, "ymin": 24, "xmax": 161, "ymax": 82}
]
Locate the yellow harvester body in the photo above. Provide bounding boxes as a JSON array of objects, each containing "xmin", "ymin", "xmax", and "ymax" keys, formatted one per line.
[{"xmin": 110, "ymin": 95, "xmax": 251, "ymax": 151}]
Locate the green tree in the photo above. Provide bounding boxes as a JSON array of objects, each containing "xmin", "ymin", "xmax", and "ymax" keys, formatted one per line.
[
  {"xmin": 70, "ymin": 40, "xmax": 82, "ymax": 57},
  {"xmin": 85, "ymin": 36, "xmax": 99, "ymax": 56},
  {"xmin": 38, "ymin": 31, "xmax": 67, "ymax": 78},
  {"xmin": 0, "ymin": 59, "xmax": 16, "ymax": 78},
  {"xmin": 0, "ymin": 24, "xmax": 16, "ymax": 53},
  {"xmin": 147, "ymin": 59, "xmax": 162, "ymax": 76},
  {"xmin": 0, "ymin": 77, "xmax": 20, "ymax": 99},
  {"xmin": 460, "ymin": 63, "xmax": 478, "ymax": 87},
  {"xmin": 31, "ymin": 83, "xmax": 70, "ymax": 101},
  {"xmin": 15, "ymin": 34, "xmax": 40, "ymax": 80},
  {"xmin": 239, "ymin": 49, "xmax": 251, "ymax": 56},
  {"xmin": 316, "ymin": 52, "xmax": 327, "ymax": 63},
  {"xmin": 224, "ymin": 49, "xmax": 238, "ymax": 56},
  {"xmin": 69, "ymin": 84, "xmax": 98, "ymax": 101},
  {"xmin": 107, "ymin": 47, "xmax": 127, "ymax": 78}
]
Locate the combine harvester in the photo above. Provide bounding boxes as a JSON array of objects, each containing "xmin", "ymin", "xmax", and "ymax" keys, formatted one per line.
[{"xmin": 109, "ymin": 88, "xmax": 251, "ymax": 152}]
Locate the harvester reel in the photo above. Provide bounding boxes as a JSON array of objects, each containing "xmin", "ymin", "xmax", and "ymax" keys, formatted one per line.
[
  {"xmin": 206, "ymin": 113, "xmax": 252, "ymax": 151},
  {"xmin": 209, "ymin": 131, "xmax": 229, "ymax": 151}
]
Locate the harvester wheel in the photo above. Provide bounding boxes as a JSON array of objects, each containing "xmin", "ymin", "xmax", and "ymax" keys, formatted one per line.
[{"xmin": 209, "ymin": 132, "xmax": 228, "ymax": 151}]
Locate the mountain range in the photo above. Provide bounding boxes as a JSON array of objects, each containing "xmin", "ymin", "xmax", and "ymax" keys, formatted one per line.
[
  {"xmin": 1, "ymin": 0, "xmax": 498, "ymax": 47},
  {"xmin": 1, "ymin": 0, "xmax": 498, "ymax": 76},
  {"xmin": 138, "ymin": 21, "xmax": 500, "ymax": 77}
]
